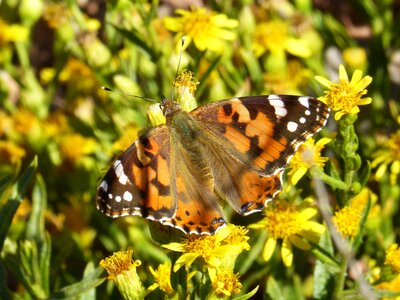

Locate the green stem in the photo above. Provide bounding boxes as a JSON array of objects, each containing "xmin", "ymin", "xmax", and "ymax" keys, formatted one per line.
[{"xmin": 332, "ymin": 256, "xmax": 348, "ymax": 299}]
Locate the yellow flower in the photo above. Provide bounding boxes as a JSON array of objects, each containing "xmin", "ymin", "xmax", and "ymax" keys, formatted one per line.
[
  {"xmin": 263, "ymin": 59, "xmax": 312, "ymax": 94},
  {"xmin": 174, "ymin": 69, "xmax": 199, "ymax": 112},
  {"xmin": 253, "ymin": 20, "xmax": 311, "ymax": 58},
  {"xmin": 208, "ymin": 267, "xmax": 242, "ymax": 298},
  {"xmin": 162, "ymin": 224, "xmax": 250, "ymax": 272},
  {"xmin": 0, "ymin": 19, "xmax": 28, "ymax": 45},
  {"xmin": 249, "ymin": 198, "xmax": 325, "ymax": 267},
  {"xmin": 147, "ymin": 103, "xmax": 166, "ymax": 127},
  {"xmin": 332, "ymin": 189, "xmax": 369, "ymax": 239},
  {"xmin": 342, "ymin": 47, "xmax": 367, "ymax": 71},
  {"xmin": 0, "ymin": 140, "xmax": 26, "ymax": 165},
  {"xmin": 349, "ymin": 188, "xmax": 370, "ymax": 213},
  {"xmin": 385, "ymin": 244, "xmax": 400, "ymax": 274},
  {"xmin": 372, "ymin": 130, "xmax": 400, "ymax": 185},
  {"xmin": 163, "ymin": 8, "xmax": 238, "ymax": 53},
  {"xmin": 315, "ymin": 64, "xmax": 372, "ymax": 120},
  {"xmin": 42, "ymin": 3, "xmax": 70, "ymax": 28},
  {"xmin": 148, "ymin": 262, "xmax": 174, "ymax": 295},
  {"xmin": 112, "ymin": 126, "xmax": 140, "ymax": 152},
  {"xmin": 332, "ymin": 206, "xmax": 361, "ymax": 239},
  {"xmin": 59, "ymin": 133, "xmax": 96, "ymax": 163},
  {"xmin": 375, "ymin": 274, "xmax": 400, "ymax": 300},
  {"xmin": 59, "ymin": 58, "xmax": 97, "ymax": 93},
  {"xmin": 287, "ymin": 136, "xmax": 332, "ymax": 185},
  {"xmin": 100, "ymin": 250, "xmax": 145, "ymax": 300}
]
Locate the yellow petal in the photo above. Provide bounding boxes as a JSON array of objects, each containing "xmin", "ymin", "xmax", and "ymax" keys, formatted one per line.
[
  {"xmin": 298, "ymin": 207, "xmax": 318, "ymax": 221},
  {"xmin": 391, "ymin": 160, "xmax": 400, "ymax": 175},
  {"xmin": 334, "ymin": 111, "xmax": 345, "ymax": 120},
  {"xmin": 375, "ymin": 163, "xmax": 388, "ymax": 179},
  {"xmin": 281, "ymin": 238, "xmax": 293, "ymax": 267},
  {"xmin": 338, "ymin": 64, "xmax": 349, "ymax": 82},
  {"xmin": 353, "ymin": 75, "xmax": 372, "ymax": 92},
  {"xmin": 304, "ymin": 221, "xmax": 326, "ymax": 234},
  {"xmin": 289, "ymin": 235, "xmax": 311, "ymax": 250},
  {"xmin": 290, "ymin": 167, "xmax": 308, "ymax": 185},
  {"xmin": 285, "ymin": 38, "xmax": 312, "ymax": 58},
  {"xmin": 316, "ymin": 137, "xmax": 333, "ymax": 146},
  {"xmin": 173, "ymin": 253, "xmax": 199, "ymax": 272},
  {"xmin": 350, "ymin": 69, "xmax": 363, "ymax": 85},
  {"xmin": 162, "ymin": 242, "xmax": 185, "ymax": 252},
  {"xmin": 263, "ymin": 237, "xmax": 277, "ymax": 261},
  {"xmin": 315, "ymin": 76, "xmax": 332, "ymax": 88},
  {"xmin": 358, "ymin": 97, "xmax": 372, "ymax": 105}
]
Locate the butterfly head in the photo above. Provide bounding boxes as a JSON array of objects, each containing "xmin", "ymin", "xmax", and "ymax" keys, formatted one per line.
[{"xmin": 161, "ymin": 96, "xmax": 181, "ymax": 118}]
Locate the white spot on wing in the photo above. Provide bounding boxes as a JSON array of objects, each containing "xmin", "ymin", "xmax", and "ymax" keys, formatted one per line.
[
  {"xmin": 300, "ymin": 117, "xmax": 306, "ymax": 124},
  {"xmin": 268, "ymin": 95, "xmax": 287, "ymax": 118},
  {"xmin": 123, "ymin": 191, "xmax": 133, "ymax": 201},
  {"xmin": 108, "ymin": 193, "xmax": 113, "ymax": 199},
  {"xmin": 287, "ymin": 121, "xmax": 298, "ymax": 132},
  {"xmin": 115, "ymin": 196, "xmax": 122, "ymax": 202},
  {"xmin": 100, "ymin": 180, "xmax": 108, "ymax": 192},
  {"xmin": 299, "ymin": 96, "xmax": 310, "ymax": 108},
  {"xmin": 114, "ymin": 160, "xmax": 129, "ymax": 185}
]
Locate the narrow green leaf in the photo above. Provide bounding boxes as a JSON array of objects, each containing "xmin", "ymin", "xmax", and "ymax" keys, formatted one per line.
[
  {"xmin": 0, "ymin": 261, "xmax": 13, "ymax": 300},
  {"xmin": 39, "ymin": 233, "xmax": 51, "ymax": 295},
  {"xmin": 77, "ymin": 264, "xmax": 104, "ymax": 300},
  {"xmin": 358, "ymin": 161, "xmax": 371, "ymax": 188},
  {"xmin": 196, "ymin": 55, "xmax": 222, "ymax": 98},
  {"xmin": 0, "ymin": 157, "xmax": 37, "ymax": 252},
  {"xmin": 313, "ymin": 232, "xmax": 335, "ymax": 299},
  {"xmin": 48, "ymin": 277, "xmax": 106, "ymax": 299},
  {"xmin": 3, "ymin": 255, "xmax": 42, "ymax": 298},
  {"xmin": 266, "ymin": 276, "xmax": 285, "ymax": 300},
  {"xmin": 110, "ymin": 24, "xmax": 157, "ymax": 60},
  {"xmin": 234, "ymin": 286, "xmax": 259, "ymax": 300},
  {"xmin": 0, "ymin": 174, "xmax": 13, "ymax": 201},
  {"xmin": 26, "ymin": 174, "xmax": 47, "ymax": 241}
]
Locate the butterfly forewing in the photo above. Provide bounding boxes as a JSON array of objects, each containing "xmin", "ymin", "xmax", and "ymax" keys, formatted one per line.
[{"xmin": 96, "ymin": 126, "xmax": 176, "ymax": 220}]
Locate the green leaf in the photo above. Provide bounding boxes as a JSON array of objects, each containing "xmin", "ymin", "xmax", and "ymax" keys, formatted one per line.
[
  {"xmin": 313, "ymin": 231, "xmax": 335, "ymax": 299},
  {"xmin": 196, "ymin": 55, "xmax": 222, "ymax": 99},
  {"xmin": 48, "ymin": 277, "xmax": 106, "ymax": 299},
  {"xmin": 0, "ymin": 174, "xmax": 13, "ymax": 202},
  {"xmin": 26, "ymin": 174, "xmax": 46, "ymax": 242},
  {"xmin": 234, "ymin": 286, "xmax": 259, "ymax": 300},
  {"xmin": 266, "ymin": 276, "xmax": 285, "ymax": 300},
  {"xmin": 352, "ymin": 192, "xmax": 371, "ymax": 251},
  {"xmin": 0, "ymin": 262, "xmax": 13, "ymax": 300},
  {"xmin": 358, "ymin": 161, "xmax": 371, "ymax": 189},
  {"xmin": 110, "ymin": 24, "xmax": 157, "ymax": 61},
  {"xmin": 0, "ymin": 157, "xmax": 37, "ymax": 253},
  {"xmin": 77, "ymin": 264, "xmax": 105, "ymax": 300}
]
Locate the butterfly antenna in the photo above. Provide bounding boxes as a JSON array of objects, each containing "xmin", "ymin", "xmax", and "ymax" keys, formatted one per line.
[
  {"xmin": 171, "ymin": 36, "xmax": 186, "ymax": 101},
  {"xmin": 101, "ymin": 86, "xmax": 158, "ymax": 103}
]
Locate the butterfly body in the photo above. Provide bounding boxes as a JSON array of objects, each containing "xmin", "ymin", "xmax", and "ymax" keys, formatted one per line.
[{"xmin": 97, "ymin": 95, "xmax": 329, "ymax": 235}]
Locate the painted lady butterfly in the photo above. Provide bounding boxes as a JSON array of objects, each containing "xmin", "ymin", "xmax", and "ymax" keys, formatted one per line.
[{"xmin": 96, "ymin": 95, "xmax": 329, "ymax": 235}]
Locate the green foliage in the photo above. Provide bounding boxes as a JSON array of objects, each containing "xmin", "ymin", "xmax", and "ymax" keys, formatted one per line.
[{"xmin": 1, "ymin": 0, "xmax": 400, "ymax": 298}]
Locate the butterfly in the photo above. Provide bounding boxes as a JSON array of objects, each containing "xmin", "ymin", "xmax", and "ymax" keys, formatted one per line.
[{"xmin": 96, "ymin": 95, "xmax": 329, "ymax": 235}]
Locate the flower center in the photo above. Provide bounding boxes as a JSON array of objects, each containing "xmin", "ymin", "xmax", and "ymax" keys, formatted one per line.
[
  {"xmin": 185, "ymin": 235, "xmax": 217, "ymax": 257},
  {"xmin": 183, "ymin": 11, "xmax": 212, "ymax": 38},
  {"xmin": 264, "ymin": 204, "xmax": 302, "ymax": 239},
  {"xmin": 326, "ymin": 82, "xmax": 360, "ymax": 112}
]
